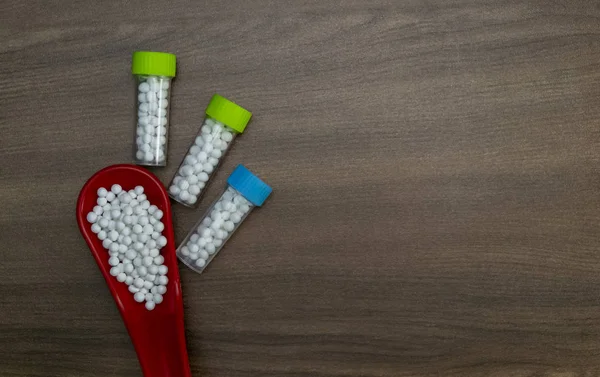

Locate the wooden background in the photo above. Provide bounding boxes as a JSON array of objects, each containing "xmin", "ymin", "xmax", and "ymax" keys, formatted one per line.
[{"xmin": 2, "ymin": 1, "xmax": 600, "ymax": 376}]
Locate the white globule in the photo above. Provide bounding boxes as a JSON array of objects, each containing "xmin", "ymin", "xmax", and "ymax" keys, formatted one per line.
[
  {"xmin": 135, "ymin": 76, "xmax": 170, "ymax": 166},
  {"xmin": 86, "ymin": 184, "xmax": 168, "ymax": 311},
  {"xmin": 177, "ymin": 186, "xmax": 252, "ymax": 272},
  {"xmin": 168, "ymin": 118, "xmax": 235, "ymax": 206}
]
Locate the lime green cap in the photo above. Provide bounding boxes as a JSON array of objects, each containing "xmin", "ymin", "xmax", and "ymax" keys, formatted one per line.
[
  {"xmin": 132, "ymin": 51, "xmax": 176, "ymax": 77},
  {"xmin": 205, "ymin": 94, "xmax": 252, "ymax": 133}
]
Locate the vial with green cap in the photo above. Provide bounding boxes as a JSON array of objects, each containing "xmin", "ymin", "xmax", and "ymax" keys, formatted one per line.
[
  {"xmin": 168, "ymin": 94, "xmax": 252, "ymax": 206},
  {"xmin": 131, "ymin": 51, "xmax": 176, "ymax": 166},
  {"xmin": 177, "ymin": 165, "xmax": 272, "ymax": 273}
]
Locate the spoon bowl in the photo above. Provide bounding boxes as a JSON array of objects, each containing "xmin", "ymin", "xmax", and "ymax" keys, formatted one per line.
[{"xmin": 76, "ymin": 164, "xmax": 192, "ymax": 377}]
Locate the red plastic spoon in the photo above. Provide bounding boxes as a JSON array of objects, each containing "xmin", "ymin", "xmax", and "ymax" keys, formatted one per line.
[{"xmin": 76, "ymin": 164, "xmax": 192, "ymax": 377}]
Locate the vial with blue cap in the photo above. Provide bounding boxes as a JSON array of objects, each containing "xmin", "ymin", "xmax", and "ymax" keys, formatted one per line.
[{"xmin": 176, "ymin": 165, "xmax": 272, "ymax": 273}]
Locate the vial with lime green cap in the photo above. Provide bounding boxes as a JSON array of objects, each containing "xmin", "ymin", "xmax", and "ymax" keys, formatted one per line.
[
  {"xmin": 177, "ymin": 165, "xmax": 272, "ymax": 273},
  {"xmin": 168, "ymin": 94, "xmax": 252, "ymax": 207},
  {"xmin": 131, "ymin": 51, "xmax": 176, "ymax": 166}
]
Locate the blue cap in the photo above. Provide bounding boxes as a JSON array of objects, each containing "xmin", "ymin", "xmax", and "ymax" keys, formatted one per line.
[{"xmin": 227, "ymin": 165, "xmax": 272, "ymax": 206}]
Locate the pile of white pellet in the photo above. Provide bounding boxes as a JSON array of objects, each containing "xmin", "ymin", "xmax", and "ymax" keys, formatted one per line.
[
  {"xmin": 168, "ymin": 118, "xmax": 234, "ymax": 206},
  {"xmin": 135, "ymin": 77, "xmax": 170, "ymax": 165},
  {"xmin": 178, "ymin": 186, "xmax": 251, "ymax": 269},
  {"xmin": 86, "ymin": 184, "xmax": 168, "ymax": 311}
]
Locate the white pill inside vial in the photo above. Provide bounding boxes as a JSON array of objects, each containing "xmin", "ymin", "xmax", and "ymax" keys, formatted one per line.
[
  {"xmin": 149, "ymin": 79, "xmax": 159, "ymax": 92},
  {"xmin": 223, "ymin": 221, "xmax": 235, "ymax": 232},
  {"xmin": 169, "ymin": 185, "xmax": 180, "ymax": 196},
  {"xmin": 178, "ymin": 179, "xmax": 189, "ymax": 190},
  {"xmin": 189, "ymin": 185, "xmax": 200, "ymax": 196},
  {"xmin": 221, "ymin": 131, "xmax": 233, "ymax": 142},
  {"xmin": 157, "ymin": 285, "xmax": 167, "ymax": 295},
  {"xmin": 206, "ymin": 244, "xmax": 216, "ymax": 254},
  {"xmin": 230, "ymin": 212, "xmax": 242, "ymax": 223},
  {"xmin": 202, "ymin": 143, "xmax": 213, "ymax": 154},
  {"xmin": 179, "ymin": 191, "xmax": 190, "ymax": 202},
  {"xmin": 195, "ymin": 259, "xmax": 206, "ymax": 268},
  {"xmin": 196, "ymin": 151, "xmax": 208, "ymax": 162},
  {"xmin": 198, "ymin": 172, "xmax": 209, "ymax": 182},
  {"xmin": 185, "ymin": 155, "xmax": 198, "ymax": 165},
  {"xmin": 190, "ymin": 145, "xmax": 201, "ymax": 155},
  {"xmin": 139, "ymin": 82, "xmax": 150, "ymax": 92}
]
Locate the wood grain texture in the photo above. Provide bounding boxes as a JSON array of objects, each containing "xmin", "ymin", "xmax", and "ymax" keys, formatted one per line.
[{"xmin": 2, "ymin": 0, "xmax": 600, "ymax": 376}]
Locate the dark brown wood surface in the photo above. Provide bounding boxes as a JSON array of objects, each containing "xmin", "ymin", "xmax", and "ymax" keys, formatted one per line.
[{"xmin": 2, "ymin": 1, "xmax": 600, "ymax": 376}]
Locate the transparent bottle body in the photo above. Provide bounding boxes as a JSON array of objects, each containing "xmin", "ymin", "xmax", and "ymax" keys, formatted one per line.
[
  {"xmin": 176, "ymin": 185, "xmax": 254, "ymax": 273},
  {"xmin": 168, "ymin": 116, "xmax": 237, "ymax": 207},
  {"xmin": 134, "ymin": 75, "xmax": 172, "ymax": 166}
]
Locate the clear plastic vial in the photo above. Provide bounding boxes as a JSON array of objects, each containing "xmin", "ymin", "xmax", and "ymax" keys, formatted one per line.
[
  {"xmin": 168, "ymin": 94, "xmax": 252, "ymax": 207},
  {"xmin": 177, "ymin": 165, "xmax": 272, "ymax": 273},
  {"xmin": 131, "ymin": 51, "xmax": 177, "ymax": 166}
]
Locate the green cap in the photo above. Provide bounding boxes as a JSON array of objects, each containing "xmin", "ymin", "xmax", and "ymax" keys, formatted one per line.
[
  {"xmin": 205, "ymin": 94, "xmax": 252, "ymax": 133},
  {"xmin": 132, "ymin": 51, "xmax": 176, "ymax": 77}
]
